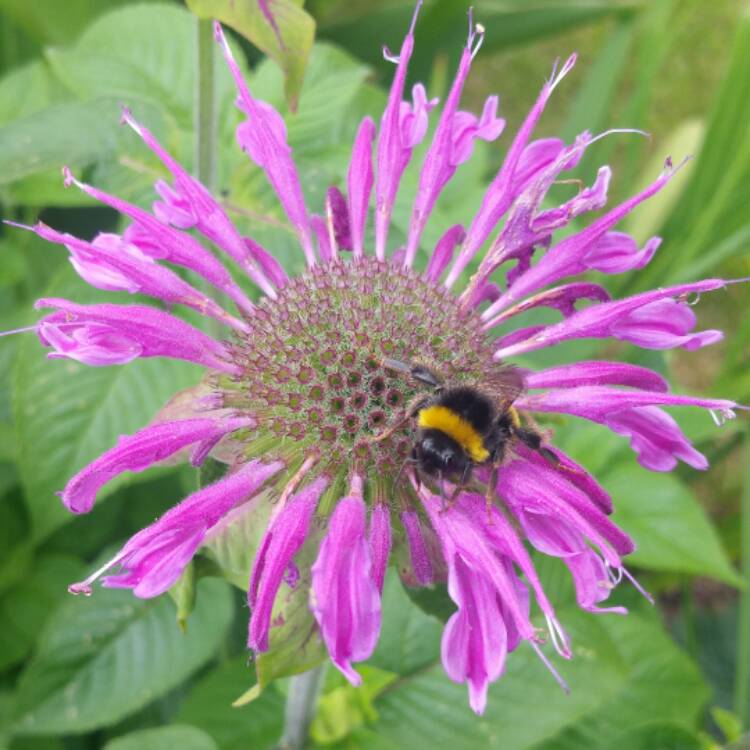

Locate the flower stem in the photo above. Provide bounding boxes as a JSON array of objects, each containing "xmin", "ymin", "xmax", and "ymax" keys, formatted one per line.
[
  {"xmin": 195, "ymin": 17, "xmax": 217, "ymax": 193},
  {"xmin": 734, "ymin": 434, "xmax": 750, "ymax": 724},
  {"xmin": 277, "ymin": 665, "xmax": 327, "ymax": 750}
]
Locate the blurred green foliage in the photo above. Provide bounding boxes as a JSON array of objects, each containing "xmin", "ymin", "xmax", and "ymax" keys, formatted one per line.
[{"xmin": 0, "ymin": 0, "xmax": 748, "ymax": 748}]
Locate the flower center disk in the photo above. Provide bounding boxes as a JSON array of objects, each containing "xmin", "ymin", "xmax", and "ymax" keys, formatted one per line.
[{"xmin": 225, "ymin": 258, "xmax": 494, "ymax": 476}]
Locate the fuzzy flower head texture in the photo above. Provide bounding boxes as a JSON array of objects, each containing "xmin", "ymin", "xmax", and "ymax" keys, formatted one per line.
[{"xmin": 11, "ymin": 5, "xmax": 743, "ymax": 715}]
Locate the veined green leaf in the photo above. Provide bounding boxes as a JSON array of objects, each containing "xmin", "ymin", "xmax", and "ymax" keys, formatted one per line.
[
  {"xmin": 12, "ymin": 270, "xmax": 201, "ymax": 542},
  {"xmin": 187, "ymin": 0, "xmax": 315, "ymax": 110},
  {"xmin": 12, "ymin": 578, "xmax": 233, "ymax": 735},
  {"xmin": 606, "ymin": 467, "xmax": 742, "ymax": 587},
  {"xmin": 176, "ymin": 657, "xmax": 285, "ymax": 750},
  {"xmin": 103, "ymin": 725, "xmax": 218, "ymax": 750}
]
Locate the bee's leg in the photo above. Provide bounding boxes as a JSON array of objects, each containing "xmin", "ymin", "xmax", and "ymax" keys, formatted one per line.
[
  {"xmin": 484, "ymin": 462, "xmax": 500, "ymax": 524},
  {"xmin": 368, "ymin": 394, "xmax": 430, "ymax": 444},
  {"xmin": 394, "ymin": 450, "xmax": 419, "ymax": 489},
  {"xmin": 482, "ymin": 440, "xmax": 507, "ymax": 524},
  {"xmin": 512, "ymin": 425, "xmax": 562, "ymax": 467},
  {"xmin": 445, "ymin": 463, "xmax": 473, "ymax": 510},
  {"xmin": 437, "ymin": 471, "xmax": 448, "ymax": 511}
]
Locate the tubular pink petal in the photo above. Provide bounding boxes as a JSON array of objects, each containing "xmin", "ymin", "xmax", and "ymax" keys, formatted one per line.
[
  {"xmin": 327, "ymin": 187, "xmax": 352, "ymax": 252},
  {"xmin": 421, "ymin": 492, "xmax": 536, "ymax": 641},
  {"xmin": 499, "ymin": 456, "xmax": 634, "ymax": 563},
  {"xmin": 374, "ymin": 2, "xmax": 424, "ymax": 260},
  {"xmin": 445, "ymin": 54, "xmax": 577, "ymax": 288},
  {"xmin": 369, "ymin": 504, "xmax": 392, "ymax": 593},
  {"xmin": 425, "ymin": 224, "xmax": 465, "ymax": 283},
  {"xmin": 485, "ymin": 282, "xmax": 610, "ymax": 329},
  {"xmin": 483, "ymin": 164, "xmax": 679, "ymax": 318},
  {"xmin": 440, "ymin": 555, "xmax": 507, "ymax": 715},
  {"xmin": 61, "ymin": 416, "xmax": 255, "ymax": 514},
  {"xmin": 248, "ymin": 477, "xmax": 327, "ymax": 652},
  {"xmin": 404, "ymin": 21, "xmax": 503, "ymax": 267},
  {"xmin": 400, "ymin": 509, "xmax": 434, "ymax": 585},
  {"xmin": 15, "ymin": 221, "xmax": 249, "ymax": 332},
  {"xmin": 493, "ymin": 279, "xmax": 727, "ymax": 357},
  {"xmin": 242, "ymin": 236, "xmax": 289, "ymax": 288},
  {"xmin": 120, "ymin": 108, "xmax": 278, "ymax": 295},
  {"xmin": 310, "ymin": 215, "xmax": 333, "ymax": 263},
  {"xmin": 34, "ymin": 298, "xmax": 240, "ymax": 373},
  {"xmin": 347, "ymin": 117, "xmax": 376, "ymax": 256},
  {"xmin": 311, "ymin": 494, "xmax": 381, "ymax": 685},
  {"xmin": 214, "ymin": 24, "xmax": 315, "ymax": 267},
  {"xmin": 608, "ymin": 406, "xmax": 709, "ymax": 472},
  {"xmin": 63, "ymin": 168, "xmax": 255, "ymax": 312},
  {"xmin": 93, "ymin": 460, "xmax": 282, "ymax": 598},
  {"xmin": 525, "ymin": 361, "xmax": 669, "ymax": 392},
  {"xmin": 457, "ymin": 492, "xmax": 560, "ymax": 623}
]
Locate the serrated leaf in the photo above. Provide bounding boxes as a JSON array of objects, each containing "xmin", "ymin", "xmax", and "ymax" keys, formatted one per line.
[
  {"xmin": 103, "ymin": 725, "xmax": 218, "ymax": 750},
  {"xmin": 187, "ymin": 0, "xmax": 315, "ymax": 110},
  {"xmin": 12, "ymin": 270, "xmax": 201, "ymax": 542},
  {"xmin": 12, "ymin": 578, "xmax": 233, "ymax": 736},
  {"xmin": 45, "ymin": 4, "xmax": 238, "ymax": 131},
  {"xmin": 176, "ymin": 657, "xmax": 285, "ymax": 750},
  {"xmin": 605, "ymin": 467, "xmax": 742, "ymax": 586}
]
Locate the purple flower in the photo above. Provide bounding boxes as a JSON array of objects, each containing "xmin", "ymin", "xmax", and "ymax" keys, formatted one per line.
[{"xmin": 9, "ymin": 6, "xmax": 742, "ymax": 714}]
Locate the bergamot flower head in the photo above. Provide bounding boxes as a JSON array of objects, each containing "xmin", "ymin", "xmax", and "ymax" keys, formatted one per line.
[{"xmin": 8, "ymin": 4, "xmax": 742, "ymax": 715}]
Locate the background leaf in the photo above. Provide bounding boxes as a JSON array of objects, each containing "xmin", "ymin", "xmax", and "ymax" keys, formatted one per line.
[
  {"xmin": 12, "ymin": 578, "xmax": 233, "ymax": 736},
  {"xmin": 187, "ymin": 0, "xmax": 315, "ymax": 110},
  {"xmin": 104, "ymin": 725, "xmax": 218, "ymax": 750}
]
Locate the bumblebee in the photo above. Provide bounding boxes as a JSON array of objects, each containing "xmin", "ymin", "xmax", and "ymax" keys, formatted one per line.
[{"xmin": 376, "ymin": 358, "xmax": 556, "ymax": 504}]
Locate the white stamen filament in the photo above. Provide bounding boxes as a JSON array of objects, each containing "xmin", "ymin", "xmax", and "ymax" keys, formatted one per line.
[
  {"xmin": 622, "ymin": 566, "xmax": 655, "ymax": 605},
  {"xmin": 68, "ymin": 549, "xmax": 128, "ymax": 596},
  {"xmin": 545, "ymin": 613, "xmax": 572, "ymax": 659},
  {"xmin": 530, "ymin": 641, "xmax": 570, "ymax": 694}
]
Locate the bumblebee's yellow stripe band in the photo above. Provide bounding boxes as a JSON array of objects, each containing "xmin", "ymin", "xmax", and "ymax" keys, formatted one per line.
[{"xmin": 418, "ymin": 405, "xmax": 489, "ymax": 463}]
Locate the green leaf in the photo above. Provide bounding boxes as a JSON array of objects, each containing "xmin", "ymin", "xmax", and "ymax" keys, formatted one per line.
[
  {"xmin": 104, "ymin": 725, "xmax": 218, "ymax": 750},
  {"xmin": 45, "ymin": 4, "xmax": 225, "ymax": 128},
  {"xmin": 0, "ymin": 60, "xmax": 62, "ymax": 126},
  {"xmin": 0, "ymin": 98, "xmax": 125, "ymax": 186},
  {"xmin": 187, "ymin": 0, "xmax": 315, "ymax": 110},
  {"xmin": 12, "ymin": 271, "xmax": 201, "ymax": 542},
  {"xmin": 603, "ymin": 723, "xmax": 703, "ymax": 750},
  {"xmin": 319, "ymin": 1, "xmax": 640, "ymax": 83},
  {"xmin": 0, "ymin": 554, "xmax": 83, "ymax": 672},
  {"xmin": 312, "ymin": 665, "xmax": 397, "ymax": 745},
  {"xmin": 637, "ymin": 12, "xmax": 750, "ymax": 288},
  {"xmin": 347, "ymin": 606, "xmax": 629, "ymax": 750},
  {"xmin": 534, "ymin": 612, "xmax": 709, "ymax": 749},
  {"xmin": 605, "ymin": 467, "xmax": 742, "ymax": 586},
  {"xmin": 12, "ymin": 578, "xmax": 233, "ymax": 736},
  {"xmin": 176, "ymin": 657, "xmax": 285, "ymax": 750},
  {"xmin": 0, "ymin": 0, "xmax": 140, "ymax": 45},
  {"xmin": 370, "ymin": 574, "xmax": 444, "ymax": 676}
]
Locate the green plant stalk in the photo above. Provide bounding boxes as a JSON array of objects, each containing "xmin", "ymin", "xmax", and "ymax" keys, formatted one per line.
[
  {"xmin": 195, "ymin": 17, "xmax": 217, "ymax": 193},
  {"xmin": 734, "ymin": 435, "xmax": 750, "ymax": 725},
  {"xmin": 277, "ymin": 665, "xmax": 327, "ymax": 750}
]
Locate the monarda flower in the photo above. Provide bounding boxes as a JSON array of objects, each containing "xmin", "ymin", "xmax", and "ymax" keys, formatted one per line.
[{"xmin": 9, "ymin": 7, "xmax": 741, "ymax": 715}]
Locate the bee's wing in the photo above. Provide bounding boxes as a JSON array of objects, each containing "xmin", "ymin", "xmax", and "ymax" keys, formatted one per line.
[{"xmin": 484, "ymin": 365, "xmax": 526, "ymax": 407}]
